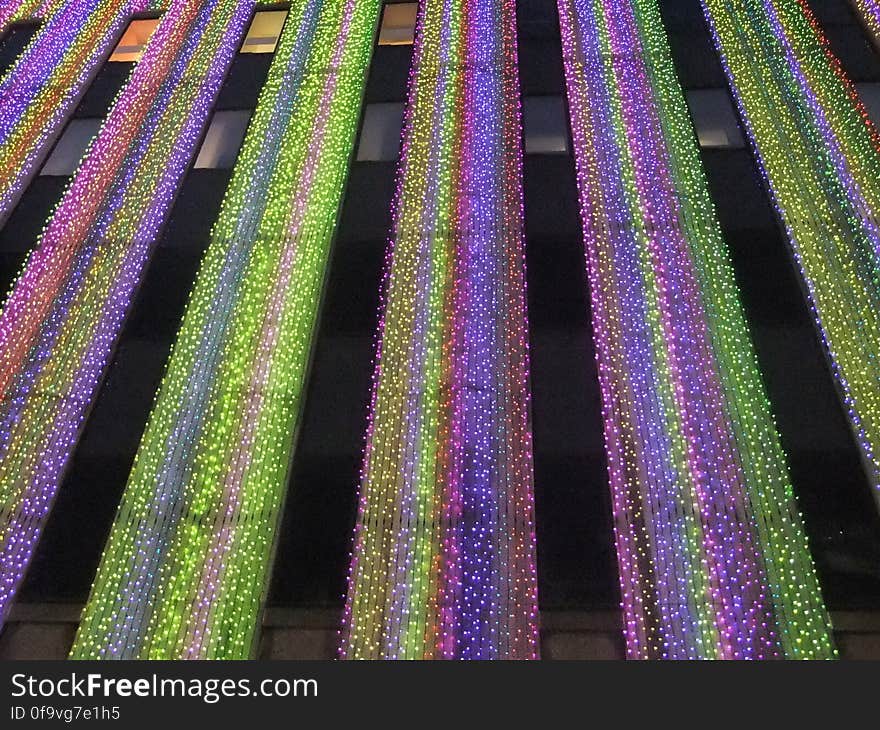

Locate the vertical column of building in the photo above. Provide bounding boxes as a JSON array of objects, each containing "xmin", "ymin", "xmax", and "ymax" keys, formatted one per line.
[
  {"xmin": 70, "ymin": 0, "xmax": 380, "ymax": 660},
  {"xmin": 340, "ymin": 0, "xmax": 538, "ymax": 660},
  {"xmin": 556, "ymin": 0, "xmax": 835, "ymax": 659},
  {"xmin": 700, "ymin": 2, "xmax": 880, "ymax": 506},
  {"xmin": 0, "ymin": 0, "xmax": 165, "ymax": 226},
  {"xmin": 0, "ymin": 0, "xmax": 254, "ymax": 628}
]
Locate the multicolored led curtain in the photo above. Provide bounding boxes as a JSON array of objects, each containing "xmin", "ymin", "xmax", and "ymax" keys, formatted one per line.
[
  {"xmin": 0, "ymin": 0, "xmax": 253, "ymax": 629},
  {"xmin": 0, "ymin": 0, "xmax": 56, "ymax": 32},
  {"xmin": 700, "ymin": 1, "xmax": 880, "ymax": 508},
  {"xmin": 556, "ymin": 0, "xmax": 834, "ymax": 659},
  {"xmin": 852, "ymin": 0, "xmax": 880, "ymax": 44},
  {"xmin": 71, "ymin": 0, "xmax": 379, "ymax": 660},
  {"xmin": 0, "ymin": 0, "xmax": 164, "ymax": 225},
  {"xmin": 340, "ymin": 0, "xmax": 539, "ymax": 660}
]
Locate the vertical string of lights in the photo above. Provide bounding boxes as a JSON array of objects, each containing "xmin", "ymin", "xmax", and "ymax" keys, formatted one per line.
[
  {"xmin": 556, "ymin": 0, "xmax": 834, "ymax": 659},
  {"xmin": 700, "ymin": 1, "xmax": 880, "ymax": 507},
  {"xmin": 0, "ymin": 0, "xmax": 254, "ymax": 629},
  {"xmin": 0, "ymin": 0, "xmax": 164, "ymax": 226},
  {"xmin": 71, "ymin": 0, "xmax": 379, "ymax": 660},
  {"xmin": 340, "ymin": 0, "xmax": 539, "ymax": 660}
]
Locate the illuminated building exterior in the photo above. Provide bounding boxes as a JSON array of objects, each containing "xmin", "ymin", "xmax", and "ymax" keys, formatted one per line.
[{"xmin": 0, "ymin": 0, "xmax": 879, "ymax": 659}]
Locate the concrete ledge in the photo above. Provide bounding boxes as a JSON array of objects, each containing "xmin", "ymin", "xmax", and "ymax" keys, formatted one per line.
[
  {"xmin": 259, "ymin": 628, "xmax": 338, "ymax": 660},
  {"xmin": 541, "ymin": 631, "xmax": 624, "ymax": 660},
  {"xmin": 2, "ymin": 605, "xmax": 879, "ymax": 659}
]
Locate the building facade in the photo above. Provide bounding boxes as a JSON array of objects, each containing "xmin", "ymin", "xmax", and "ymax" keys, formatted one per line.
[{"xmin": 0, "ymin": 0, "xmax": 879, "ymax": 659}]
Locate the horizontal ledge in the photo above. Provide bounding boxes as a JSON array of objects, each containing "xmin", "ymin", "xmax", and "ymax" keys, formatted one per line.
[{"xmin": 5, "ymin": 604, "xmax": 880, "ymax": 634}]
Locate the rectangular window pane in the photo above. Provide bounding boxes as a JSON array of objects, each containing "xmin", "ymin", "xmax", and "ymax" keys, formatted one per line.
[
  {"xmin": 240, "ymin": 10, "xmax": 288, "ymax": 54},
  {"xmin": 109, "ymin": 18, "xmax": 160, "ymax": 63},
  {"xmin": 378, "ymin": 3, "xmax": 417, "ymax": 46},
  {"xmin": 40, "ymin": 118, "xmax": 102, "ymax": 176},
  {"xmin": 685, "ymin": 88, "xmax": 745, "ymax": 149},
  {"xmin": 523, "ymin": 95, "xmax": 569, "ymax": 154},
  {"xmin": 356, "ymin": 102, "xmax": 404, "ymax": 161},
  {"xmin": 194, "ymin": 110, "xmax": 251, "ymax": 169}
]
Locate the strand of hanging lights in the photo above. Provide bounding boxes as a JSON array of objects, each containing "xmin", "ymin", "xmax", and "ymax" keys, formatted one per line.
[
  {"xmin": 0, "ymin": 0, "xmax": 165, "ymax": 226},
  {"xmin": 700, "ymin": 0, "xmax": 880, "ymax": 509},
  {"xmin": 0, "ymin": 0, "xmax": 254, "ymax": 630},
  {"xmin": 71, "ymin": 0, "xmax": 380, "ymax": 660},
  {"xmin": 340, "ymin": 0, "xmax": 539, "ymax": 660},
  {"xmin": 851, "ymin": 0, "xmax": 880, "ymax": 45},
  {"xmin": 556, "ymin": 0, "xmax": 835, "ymax": 659}
]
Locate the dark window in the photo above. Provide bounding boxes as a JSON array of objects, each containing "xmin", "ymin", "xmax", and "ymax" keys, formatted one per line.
[
  {"xmin": 686, "ymin": 88, "xmax": 745, "ymax": 148},
  {"xmin": 40, "ymin": 118, "xmax": 102, "ymax": 176},
  {"xmin": 356, "ymin": 102, "xmax": 404, "ymax": 161},
  {"xmin": 857, "ymin": 82, "xmax": 880, "ymax": 127},
  {"xmin": 523, "ymin": 95, "xmax": 569, "ymax": 154},
  {"xmin": 0, "ymin": 21, "xmax": 40, "ymax": 74},
  {"xmin": 193, "ymin": 110, "xmax": 251, "ymax": 169}
]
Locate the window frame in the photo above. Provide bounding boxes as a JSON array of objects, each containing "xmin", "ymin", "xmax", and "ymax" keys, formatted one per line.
[
  {"xmin": 522, "ymin": 94, "xmax": 571, "ymax": 156},
  {"xmin": 377, "ymin": 2, "xmax": 418, "ymax": 47},
  {"xmin": 685, "ymin": 87, "xmax": 746, "ymax": 150},
  {"xmin": 192, "ymin": 108, "xmax": 253, "ymax": 171},
  {"xmin": 356, "ymin": 101, "xmax": 406, "ymax": 163},
  {"xmin": 39, "ymin": 117, "xmax": 103, "ymax": 177},
  {"xmin": 107, "ymin": 14, "xmax": 162, "ymax": 64},
  {"xmin": 237, "ymin": 5, "xmax": 290, "ymax": 55}
]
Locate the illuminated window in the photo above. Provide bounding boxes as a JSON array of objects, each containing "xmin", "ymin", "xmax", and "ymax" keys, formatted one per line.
[
  {"xmin": 240, "ymin": 10, "xmax": 287, "ymax": 54},
  {"xmin": 356, "ymin": 102, "xmax": 404, "ymax": 161},
  {"xmin": 523, "ymin": 96, "xmax": 569, "ymax": 154},
  {"xmin": 686, "ymin": 89, "xmax": 745, "ymax": 149},
  {"xmin": 378, "ymin": 3, "xmax": 417, "ymax": 46},
  {"xmin": 857, "ymin": 83, "xmax": 880, "ymax": 128},
  {"xmin": 40, "ymin": 118, "xmax": 101, "ymax": 176},
  {"xmin": 194, "ymin": 110, "xmax": 251, "ymax": 169},
  {"xmin": 109, "ymin": 18, "xmax": 159, "ymax": 62}
]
